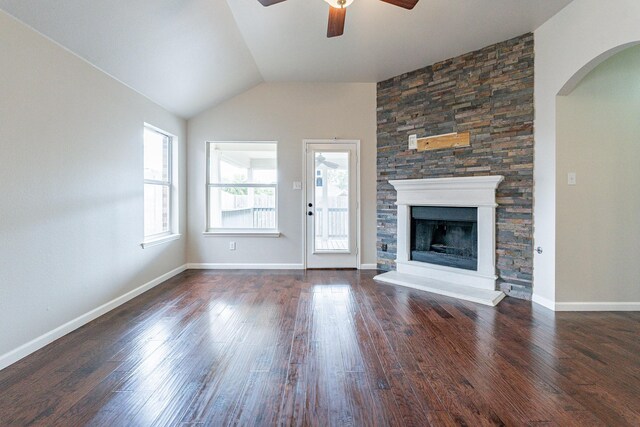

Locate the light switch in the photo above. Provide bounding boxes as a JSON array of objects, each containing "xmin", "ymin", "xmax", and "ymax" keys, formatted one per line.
[
  {"xmin": 408, "ymin": 134, "xmax": 418, "ymax": 150},
  {"xmin": 568, "ymin": 172, "xmax": 577, "ymax": 185},
  {"xmin": 292, "ymin": 181, "xmax": 302, "ymax": 190}
]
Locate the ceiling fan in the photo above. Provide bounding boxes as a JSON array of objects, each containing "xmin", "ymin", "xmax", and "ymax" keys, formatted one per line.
[
  {"xmin": 316, "ymin": 154, "xmax": 339, "ymax": 169},
  {"xmin": 257, "ymin": 0, "xmax": 419, "ymax": 38}
]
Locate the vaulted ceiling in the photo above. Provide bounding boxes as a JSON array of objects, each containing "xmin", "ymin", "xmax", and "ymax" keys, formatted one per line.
[{"xmin": 0, "ymin": 0, "xmax": 573, "ymax": 118}]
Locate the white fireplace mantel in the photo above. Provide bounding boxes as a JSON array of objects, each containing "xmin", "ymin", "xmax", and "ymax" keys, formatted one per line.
[
  {"xmin": 375, "ymin": 176, "xmax": 506, "ymax": 306},
  {"xmin": 391, "ymin": 176, "xmax": 504, "ymax": 207}
]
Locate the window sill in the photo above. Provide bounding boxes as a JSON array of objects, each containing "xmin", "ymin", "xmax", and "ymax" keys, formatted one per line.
[
  {"xmin": 203, "ymin": 230, "xmax": 281, "ymax": 238},
  {"xmin": 140, "ymin": 233, "xmax": 181, "ymax": 249}
]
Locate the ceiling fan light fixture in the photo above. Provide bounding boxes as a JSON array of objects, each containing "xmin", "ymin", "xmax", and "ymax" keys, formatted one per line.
[
  {"xmin": 323, "ymin": 0, "xmax": 354, "ymax": 9},
  {"xmin": 257, "ymin": 0, "xmax": 419, "ymax": 38}
]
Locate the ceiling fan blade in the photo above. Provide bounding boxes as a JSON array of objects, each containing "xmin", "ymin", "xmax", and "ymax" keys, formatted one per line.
[
  {"xmin": 379, "ymin": 0, "xmax": 419, "ymax": 10},
  {"xmin": 317, "ymin": 160, "xmax": 339, "ymax": 169},
  {"xmin": 324, "ymin": 161, "xmax": 339, "ymax": 169},
  {"xmin": 327, "ymin": 6, "xmax": 346, "ymax": 38},
  {"xmin": 257, "ymin": 0, "xmax": 287, "ymax": 6},
  {"xmin": 316, "ymin": 154, "xmax": 340, "ymax": 169}
]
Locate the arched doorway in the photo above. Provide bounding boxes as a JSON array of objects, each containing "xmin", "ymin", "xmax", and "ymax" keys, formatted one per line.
[
  {"xmin": 531, "ymin": 0, "xmax": 640, "ymax": 310},
  {"xmin": 555, "ymin": 45, "xmax": 640, "ymax": 308}
]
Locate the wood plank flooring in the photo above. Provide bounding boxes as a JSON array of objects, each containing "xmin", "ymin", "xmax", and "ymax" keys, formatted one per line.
[{"xmin": 0, "ymin": 270, "xmax": 638, "ymax": 426}]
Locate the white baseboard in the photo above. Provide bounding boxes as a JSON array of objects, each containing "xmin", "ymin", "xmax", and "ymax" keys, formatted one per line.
[
  {"xmin": 555, "ymin": 302, "xmax": 640, "ymax": 311},
  {"xmin": 532, "ymin": 293, "xmax": 640, "ymax": 311},
  {"xmin": 0, "ymin": 264, "xmax": 187, "ymax": 372},
  {"xmin": 186, "ymin": 263, "xmax": 304, "ymax": 270},
  {"xmin": 532, "ymin": 293, "xmax": 555, "ymax": 311},
  {"xmin": 187, "ymin": 263, "xmax": 377, "ymax": 271}
]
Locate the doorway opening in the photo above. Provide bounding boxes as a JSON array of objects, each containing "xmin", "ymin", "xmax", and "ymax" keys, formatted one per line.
[{"xmin": 304, "ymin": 140, "xmax": 360, "ymax": 269}]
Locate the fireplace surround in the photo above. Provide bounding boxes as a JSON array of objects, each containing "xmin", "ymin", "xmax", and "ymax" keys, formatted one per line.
[{"xmin": 374, "ymin": 176, "xmax": 505, "ymax": 306}]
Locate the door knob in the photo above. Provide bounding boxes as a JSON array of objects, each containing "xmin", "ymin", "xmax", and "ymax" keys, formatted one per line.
[
  {"xmin": 308, "ymin": 203, "xmax": 313, "ymax": 207},
  {"xmin": 308, "ymin": 212, "xmax": 313, "ymax": 216}
]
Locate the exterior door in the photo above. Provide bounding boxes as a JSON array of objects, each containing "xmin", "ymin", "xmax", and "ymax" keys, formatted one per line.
[{"xmin": 305, "ymin": 141, "xmax": 358, "ymax": 268}]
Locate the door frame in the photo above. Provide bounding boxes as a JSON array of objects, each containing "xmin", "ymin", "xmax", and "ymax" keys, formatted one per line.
[{"xmin": 302, "ymin": 139, "xmax": 361, "ymax": 269}]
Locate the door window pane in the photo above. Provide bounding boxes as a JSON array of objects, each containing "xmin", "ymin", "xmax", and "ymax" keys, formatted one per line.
[{"xmin": 314, "ymin": 152, "xmax": 349, "ymax": 252}]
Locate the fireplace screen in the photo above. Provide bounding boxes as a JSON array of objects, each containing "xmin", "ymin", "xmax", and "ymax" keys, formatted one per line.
[{"xmin": 410, "ymin": 206, "xmax": 478, "ymax": 271}]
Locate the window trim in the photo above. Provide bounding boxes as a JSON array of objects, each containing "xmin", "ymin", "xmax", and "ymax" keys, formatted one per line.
[
  {"xmin": 141, "ymin": 124, "xmax": 180, "ymax": 248},
  {"xmin": 141, "ymin": 233, "xmax": 181, "ymax": 249},
  {"xmin": 205, "ymin": 140, "xmax": 279, "ymax": 235}
]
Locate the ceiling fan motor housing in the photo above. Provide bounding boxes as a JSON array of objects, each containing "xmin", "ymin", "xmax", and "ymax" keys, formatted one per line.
[{"xmin": 324, "ymin": 0, "xmax": 354, "ymax": 8}]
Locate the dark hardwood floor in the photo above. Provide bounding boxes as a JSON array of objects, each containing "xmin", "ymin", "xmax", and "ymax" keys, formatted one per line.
[{"xmin": 0, "ymin": 270, "xmax": 639, "ymax": 426}]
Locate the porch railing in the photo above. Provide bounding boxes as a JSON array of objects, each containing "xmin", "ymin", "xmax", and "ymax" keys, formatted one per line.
[{"xmin": 220, "ymin": 207, "xmax": 347, "ymax": 236}]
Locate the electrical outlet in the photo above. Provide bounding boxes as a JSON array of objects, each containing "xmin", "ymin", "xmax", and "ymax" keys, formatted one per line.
[
  {"xmin": 568, "ymin": 172, "xmax": 577, "ymax": 185},
  {"xmin": 408, "ymin": 134, "xmax": 418, "ymax": 150},
  {"xmin": 292, "ymin": 181, "xmax": 302, "ymax": 190},
  {"xmin": 229, "ymin": 241, "xmax": 236, "ymax": 251}
]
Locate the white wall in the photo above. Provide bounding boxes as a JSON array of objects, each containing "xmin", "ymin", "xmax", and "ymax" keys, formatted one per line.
[
  {"xmin": 187, "ymin": 83, "xmax": 377, "ymax": 268},
  {"xmin": 0, "ymin": 11, "xmax": 187, "ymax": 366},
  {"xmin": 556, "ymin": 46, "xmax": 640, "ymax": 304},
  {"xmin": 533, "ymin": 0, "xmax": 640, "ymax": 310}
]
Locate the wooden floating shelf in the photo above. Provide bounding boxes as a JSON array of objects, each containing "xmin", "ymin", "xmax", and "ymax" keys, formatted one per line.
[{"xmin": 417, "ymin": 132, "xmax": 470, "ymax": 151}]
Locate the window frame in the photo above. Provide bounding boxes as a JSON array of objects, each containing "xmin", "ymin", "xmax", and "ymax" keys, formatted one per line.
[
  {"xmin": 142, "ymin": 124, "xmax": 180, "ymax": 248},
  {"xmin": 205, "ymin": 141, "xmax": 280, "ymax": 236}
]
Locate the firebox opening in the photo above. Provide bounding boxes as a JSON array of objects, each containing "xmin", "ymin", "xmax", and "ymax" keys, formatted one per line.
[{"xmin": 410, "ymin": 206, "xmax": 478, "ymax": 271}]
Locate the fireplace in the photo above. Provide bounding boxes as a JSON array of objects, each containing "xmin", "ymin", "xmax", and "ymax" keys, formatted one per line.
[
  {"xmin": 374, "ymin": 176, "xmax": 505, "ymax": 306},
  {"xmin": 411, "ymin": 206, "xmax": 478, "ymax": 271}
]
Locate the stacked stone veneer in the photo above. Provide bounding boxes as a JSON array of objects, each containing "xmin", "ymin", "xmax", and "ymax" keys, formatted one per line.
[{"xmin": 377, "ymin": 33, "xmax": 534, "ymax": 296}]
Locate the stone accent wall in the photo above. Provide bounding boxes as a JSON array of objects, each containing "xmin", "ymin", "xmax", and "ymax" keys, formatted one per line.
[{"xmin": 376, "ymin": 33, "xmax": 534, "ymax": 296}]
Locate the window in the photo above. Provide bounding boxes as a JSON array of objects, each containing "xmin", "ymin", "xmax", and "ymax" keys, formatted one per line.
[
  {"xmin": 206, "ymin": 142, "xmax": 278, "ymax": 233},
  {"xmin": 143, "ymin": 125, "xmax": 176, "ymax": 244}
]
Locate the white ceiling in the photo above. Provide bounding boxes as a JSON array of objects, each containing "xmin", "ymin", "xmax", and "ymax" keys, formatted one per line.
[
  {"xmin": 0, "ymin": 0, "xmax": 573, "ymax": 118},
  {"xmin": 0, "ymin": 0, "xmax": 262, "ymax": 118},
  {"xmin": 229, "ymin": 0, "xmax": 572, "ymax": 82}
]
